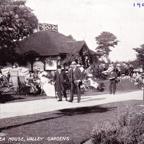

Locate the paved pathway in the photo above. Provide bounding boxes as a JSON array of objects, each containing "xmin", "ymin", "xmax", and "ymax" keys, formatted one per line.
[{"xmin": 0, "ymin": 90, "xmax": 143, "ymax": 119}]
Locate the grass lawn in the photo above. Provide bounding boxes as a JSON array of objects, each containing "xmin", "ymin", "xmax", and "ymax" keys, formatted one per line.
[
  {"xmin": 0, "ymin": 78, "xmax": 143, "ymax": 143},
  {"xmin": 0, "ymin": 100, "xmax": 144, "ymax": 144}
]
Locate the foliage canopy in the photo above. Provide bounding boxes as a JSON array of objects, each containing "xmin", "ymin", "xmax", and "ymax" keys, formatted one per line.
[
  {"xmin": 134, "ymin": 44, "xmax": 144, "ymax": 68},
  {"xmin": 95, "ymin": 31, "xmax": 119, "ymax": 56},
  {"xmin": 0, "ymin": 0, "xmax": 38, "ymax": 65}
]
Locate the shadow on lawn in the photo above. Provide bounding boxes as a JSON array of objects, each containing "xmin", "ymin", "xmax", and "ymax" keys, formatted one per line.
[
  {"xmin": 0, "ymin": 91, "xmax": 24, "ymax": 103},
  {"xmin": 0, "ymin": 106, "xmax": 116, "ymax": 132},
  {"xmin": 0, "ymin": 115, "xmax": 63, "ymax": 131},
  {"xmin": 57, "ymin": 105, "xmax": 116, "ymax": 116}
]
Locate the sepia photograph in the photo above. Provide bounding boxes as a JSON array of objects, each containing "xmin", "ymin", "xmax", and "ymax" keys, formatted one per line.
[{"xmin": 0, "ymin": 0, "xmax": 144, "ymax": 143}]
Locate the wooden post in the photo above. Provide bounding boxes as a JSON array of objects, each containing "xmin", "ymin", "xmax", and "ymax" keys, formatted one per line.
[
  {"xmin": 143, "ymin": 76, "xmax": 144, "ymax": 105},
  {"xmin": 143, "ymin": 86, "xmax": 144, "ymax": 105},
  {"xmin": 142, "ymin": 66, "xmax": 144, "ymax": 105}
]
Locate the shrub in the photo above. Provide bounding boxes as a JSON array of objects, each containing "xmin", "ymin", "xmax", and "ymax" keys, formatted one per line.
[{"xmin": 91, "ymin": 108, "xmax": 144, "ymax": 144}]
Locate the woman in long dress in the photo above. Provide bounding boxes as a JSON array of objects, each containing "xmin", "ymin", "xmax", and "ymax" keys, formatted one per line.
[
  {"xmin": 38, "ymin": 70, "xmax": 55, "ymax": 97},
  {"xmin": 9, "ymin": 63, "xmax": 19, "ymax": 93}
]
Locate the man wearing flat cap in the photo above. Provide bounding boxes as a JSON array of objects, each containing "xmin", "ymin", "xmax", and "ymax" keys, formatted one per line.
[{"xmin": 68, "ymin": 61, "xmax": 82, "ymax": 103}]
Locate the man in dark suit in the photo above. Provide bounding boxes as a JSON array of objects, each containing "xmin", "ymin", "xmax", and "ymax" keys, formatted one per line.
[
  {"xmin": 54, "ymin": 65, "xmax": 66, "ymax": 101},
  {"xmin": 109, "ymin": 65, "xmax": 118, "ymax": 95},
  {"xmin": 68, "ymin": 61, "xmax": 82, "ymax": 103},
  {"xmin": 61, "ymin": 67, "xmax": 69, "ymax": 100}
]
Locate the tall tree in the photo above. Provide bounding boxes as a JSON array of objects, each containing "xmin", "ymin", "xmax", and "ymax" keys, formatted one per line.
[
  {"xmin": 0, "ymin": 0, "xmax": 38, "ymax": 65},
  {"xmin": 95, "ymin": 31, "xmax": 119, "ymax": 60},
  {"xmin": 133, "ymin": 44, "xmax": 144, "ymax": 69}
]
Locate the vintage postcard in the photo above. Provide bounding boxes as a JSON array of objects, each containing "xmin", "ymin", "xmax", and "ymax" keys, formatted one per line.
[{"xmin": 0, "ymin": 0, "xmax": 144, "ymax": 143}]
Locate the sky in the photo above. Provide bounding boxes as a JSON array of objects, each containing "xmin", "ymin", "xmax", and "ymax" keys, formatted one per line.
[{"xmin": 26, "ymin": 0, "xmax": 144, "ymax": 62}]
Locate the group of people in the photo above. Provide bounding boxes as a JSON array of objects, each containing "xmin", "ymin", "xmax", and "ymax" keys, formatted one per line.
[
  {"xmin": 0, "ymin": 61, "xmax": 85, "ymax": 103},
  {"xmin": 0, "ymin": 60, "xmax": 139, "ymax": 102},
  {"xmin": 1, "ymin": 63, "xmax": 29, "ymax": 94},
  {"xmin": 131, "ymin": 70, "xmax": 144, "ymax": 89},
  {"xmin": 1, "ymin": 63, "xmax": 56, "ymax": 96},
  {"xmin": 103, "ymin": 62, "xmax": 137, "ymax": 95},
  {"xmin": 54, "ymin": 61, "xmax": 83, "ymax": 103}
]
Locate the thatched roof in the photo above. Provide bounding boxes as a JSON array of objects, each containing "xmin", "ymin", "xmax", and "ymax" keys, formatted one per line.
[
  {"xmin": 67, "ymin": 41, "xmax": 97, "ymax": 55},
  {"xmin": 16, "ymin": 31, "xmax": 97, "ymax": 56},
  {"xmin": 67, "ymin": 41, "xmax": 85, "ymax": 53}
]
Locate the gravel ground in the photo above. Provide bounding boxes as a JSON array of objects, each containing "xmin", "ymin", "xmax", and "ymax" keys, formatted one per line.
[{"xmin": 0, "ymin": 79, "xmax": 140, "ymax": 104}]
